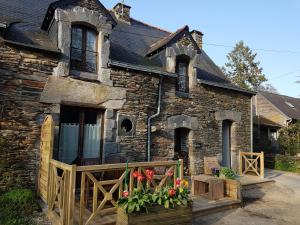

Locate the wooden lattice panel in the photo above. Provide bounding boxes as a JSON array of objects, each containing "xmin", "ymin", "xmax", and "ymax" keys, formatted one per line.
[{"xmin": 38, "ymin": 115, "xmax": 55, "ymax": 202}]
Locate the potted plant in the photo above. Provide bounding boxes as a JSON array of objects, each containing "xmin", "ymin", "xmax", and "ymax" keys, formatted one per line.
[
  {"xmin": 219, "ymin": 167, "xmax": 241, "ymax": 200},
  {"xmin": 116, "ymin": 169, "xmax": 192, "ymax": 225}
]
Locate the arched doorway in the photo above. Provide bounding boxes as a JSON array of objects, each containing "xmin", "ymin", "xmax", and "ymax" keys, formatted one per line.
[
  {"xmin": 174, "ymin": 127, "xmax": 191, "ymax": 176},
  {"xmin": 222, "ymin": 120, "xmax": 232, "ymax": 167}
]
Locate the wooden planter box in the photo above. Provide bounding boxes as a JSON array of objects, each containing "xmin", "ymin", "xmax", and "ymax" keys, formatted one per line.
[
  {"xmin": 223, "ymin": 178, "xmax": 241, "ymax": 200},
  {"xmin": 116, "ymin": 205, "xmax": 193, "ymax": 225}
]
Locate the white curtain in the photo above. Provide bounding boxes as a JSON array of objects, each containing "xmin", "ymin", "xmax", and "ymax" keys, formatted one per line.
[
  {"xmin": 83, "ymin": 124, "xmax": 101, "ymax": 159},
  {"xmin": 59, "ymin": 123, "xmax": 79, "ymax": 164}
]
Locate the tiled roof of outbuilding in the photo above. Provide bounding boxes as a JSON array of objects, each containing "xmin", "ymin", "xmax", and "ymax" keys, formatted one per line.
[{"xmin": 259, "ymin": 91, "xmax": 300, "ymax": 120}]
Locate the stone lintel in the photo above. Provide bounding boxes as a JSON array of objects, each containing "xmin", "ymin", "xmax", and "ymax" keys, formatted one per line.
[
  {"xmin": 40, "ymin": 76, "xmax": 126, "ymax": 109},
  {"xmin": 167, "ymin": 115, "xmax": 198, "ymax": 131},
  {"xmin": 215, "ymin": 110, "xmax": 242, "ymax": 123}
]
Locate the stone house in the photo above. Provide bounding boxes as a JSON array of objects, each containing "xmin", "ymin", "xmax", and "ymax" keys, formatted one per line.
[
  {"xmin": 0, "ymin": 0, "xmax": 254, "ymax": 189},
  {"xmin": 253, "ymin": 91, "xmax": 300, "ymax": 152}
]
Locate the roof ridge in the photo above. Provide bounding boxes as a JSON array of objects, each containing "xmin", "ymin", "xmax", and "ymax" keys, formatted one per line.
[
  {"xmin": 259, "ymin": 90, "xmax": 300, "ymax": 100},
  {"xmin": 146, "ymin": 25, "xmax": 189, "ymax": 56}
]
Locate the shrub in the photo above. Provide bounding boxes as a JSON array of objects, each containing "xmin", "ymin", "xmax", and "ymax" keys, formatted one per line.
[
  {"xmin": 278, "ymin": 122, "xmax": 300, "ymax": 156},
  {"xmin": 0, "ymin": 188, "xmax": 40, "ymax": 225},
  {"xmin": 274, "ymin": 155, "xmax": 300, "ymax": 173},
  {"xmin": 219, "ymin": 167, "xmax": 237, "ymax": 179}
]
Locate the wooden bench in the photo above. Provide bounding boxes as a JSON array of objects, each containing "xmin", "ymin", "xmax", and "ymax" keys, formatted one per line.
[{"xmin": 191, "ymin": 175, "xmax": 224, "ymax": 200}]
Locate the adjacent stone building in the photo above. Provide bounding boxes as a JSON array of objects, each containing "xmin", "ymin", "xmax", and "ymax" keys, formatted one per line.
[{"xmin": 0, "ymin": 0, "xmax": 254, "ymax": 190}]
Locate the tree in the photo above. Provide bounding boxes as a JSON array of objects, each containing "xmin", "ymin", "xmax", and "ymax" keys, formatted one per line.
[
  {"xmin": 222, "ymin": 41, "xmax": 267, "ymax": 90},
  {"xmin": 257, "ymin": 83, "xmax": 278, "ymax": 93},
  {"xmin": 278, "ymin": 122, "xmax": 300, "ymax": 156}
]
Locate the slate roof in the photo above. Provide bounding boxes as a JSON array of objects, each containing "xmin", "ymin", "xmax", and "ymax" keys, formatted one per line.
[
  {"xmin": 0, "ymin": 0, "xmax": 253, "ymax": 95},
  {"xmin": 259, "ymin": 91, "xmax": 300, "ymax": 120}
]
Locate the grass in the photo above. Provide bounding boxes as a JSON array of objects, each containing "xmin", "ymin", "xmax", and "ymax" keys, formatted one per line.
[
  {"xmin": 275, "ymin": 161, "xmax": 299, "ymax": 173},
  {"xmin": 0, "ymin": 188, "xmax": 41, "ymax": 225}
]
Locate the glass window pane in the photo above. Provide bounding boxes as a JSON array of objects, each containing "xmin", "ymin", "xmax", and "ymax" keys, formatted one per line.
[
  {"xmin": 86, "ymin": 52, "xmax": 97, "ymax": 72},
  {"xmin": 178, "ymin": 62, "xmax": 188, "ymax": 76},
  {"xmin": 71, "ymin": 27, "xmax": 82, "ymax": 49},
  {"xmin": 86, "ymin": 30, "xmax": 97, "ymax": 51}
]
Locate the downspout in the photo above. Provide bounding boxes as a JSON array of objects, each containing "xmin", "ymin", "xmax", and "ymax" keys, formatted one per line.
[
  {"xmin": 147, "ymin": 76, "xmax": 163, "ymax": 162},
  {"xmin": 250, "ymin": 96, "xmax": 253, "ymax": 152}
]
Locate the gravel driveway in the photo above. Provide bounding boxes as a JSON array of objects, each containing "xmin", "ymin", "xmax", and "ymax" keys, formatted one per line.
[{"xmin": 194, "ymin": 169, "xmax": 300, "ymax": 225}]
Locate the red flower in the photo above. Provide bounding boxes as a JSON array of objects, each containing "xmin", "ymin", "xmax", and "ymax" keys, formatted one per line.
[
  {"xmin": 165, "ymin": 170, "xmax": 173, "ymax": 177},
  {"xmin": 169, "ymin": 188, "xmax": 176, "ymax": 197},
  {"xmin": 122, "ymin": 190, "xmax": 129, "ymax": 198},
  {"xmin": 175, "ymin": 178, "xmax": 181, "ymax": 188},
  {"xmin": 137, "ymin": 174, "xmax": 144, "ymax": 181},
  {"xmin": 145, "ymin": 169, "xmax": 154, "ymax": 180},
  {"xmin": 133, "ymin": 171, "xmax": 140, "ymax": 178}
]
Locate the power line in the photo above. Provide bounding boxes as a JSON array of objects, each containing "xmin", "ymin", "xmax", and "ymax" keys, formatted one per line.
[{"xmin": 268, "ymin": 69, "xmax": 300, "ymax": 81}]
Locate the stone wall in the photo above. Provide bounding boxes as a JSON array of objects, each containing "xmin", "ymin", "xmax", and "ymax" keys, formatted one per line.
[
  {"xmin": 0, "ymin": 43, "xmax": 252, "ymax": 189},
  {"xmin": 0, "ymin": 43, "xmax": 58, "ymax": 191},
  {"xmin": 110, "ymin": 69, "xmax": 160, "ymax": 162},
  {"xmin": 151, "ymin": 78, "xmax": 252, "ymax": 174}
]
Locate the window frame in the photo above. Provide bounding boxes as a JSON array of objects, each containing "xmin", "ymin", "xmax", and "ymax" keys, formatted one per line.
[
  {"xmin": 175, "ymin": 55, "xmax": 190, "ymax": 94},
  {"xmin": 70, "ymin": 25, "xmax": 98, "ymax": 74}
]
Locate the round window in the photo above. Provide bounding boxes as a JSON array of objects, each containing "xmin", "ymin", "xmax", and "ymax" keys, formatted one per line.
[{"xmin": 121, "ymin": 119, "xmax": 133, "ymax": 133}]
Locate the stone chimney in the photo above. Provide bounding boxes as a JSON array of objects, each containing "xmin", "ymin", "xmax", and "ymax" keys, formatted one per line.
[
  {"xmin": 191, "ymin": 30, "xmax": 203, "ymax": 49},
  {"xmin": 112, "ymin": 3, "xmax": 131, "ymax": 24}
]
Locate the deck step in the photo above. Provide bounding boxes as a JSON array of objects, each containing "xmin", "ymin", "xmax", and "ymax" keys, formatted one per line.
[{"xmin": 192, "ymin": 199, "xmax": 241, "ymax": 217}]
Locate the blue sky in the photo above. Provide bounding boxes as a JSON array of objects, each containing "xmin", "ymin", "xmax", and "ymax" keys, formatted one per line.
[{"xmin": 101, "ymin": 0, "xmax": 300, "ymax": 97}]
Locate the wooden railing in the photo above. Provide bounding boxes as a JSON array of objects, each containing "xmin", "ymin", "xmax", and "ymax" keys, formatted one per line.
[
  {"xmin": 239, "ymin": 151, "xmax": 264, "ymax": 178},
  {"xmin": 47, "ymin": 159, "xmax": 183, "ymax": 225},
  {"xmin": 48, "ymin": 160, "xmax": 76, "ymax": 225}
]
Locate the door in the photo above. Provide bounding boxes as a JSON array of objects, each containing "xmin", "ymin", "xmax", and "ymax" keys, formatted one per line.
[
  {"xmin": 222, "ymin": 120, "xmax": 231, "ymax": 167},
  {"xmin": 58, "ymin": 106, "xmax": 104, "ymax": 165},
  {"xmin": 174, "ymin": 128, "xmax": 190, "ymax": 176}
]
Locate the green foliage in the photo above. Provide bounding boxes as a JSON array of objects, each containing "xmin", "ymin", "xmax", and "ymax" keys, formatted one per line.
[
  {"xmin": 274, "ymin": 155, "xmax": 300, "ymax": 173},
  {"xmin": 0, "ymin": 188, "xmax": 40, "ymax": 225},
  {"xmin": 117, "ymin": 188, "xmax": 152, "ymax": 214},
  {"xmin": 220, "ymin": 167, "xmax": 237, "ymax": 179},
  {"xmin": 152, "ymin": 186, "xmax": 190, "ymax": 209},
  {"xmin": 222, "ymin": 41, "xmax": 267, "ymax": 90},
  {"xmin": 278, "ymin": 122, "xmax": 300, "ymax": 156}
]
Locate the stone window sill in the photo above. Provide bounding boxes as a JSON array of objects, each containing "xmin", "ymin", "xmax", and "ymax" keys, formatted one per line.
[
  {"xmin": 70, "ymin": 70, "xmax": 98, "ymax": 81},
  {"xmin": 176, "ymin": 91, "xmax": 190, "ymax": 98}
]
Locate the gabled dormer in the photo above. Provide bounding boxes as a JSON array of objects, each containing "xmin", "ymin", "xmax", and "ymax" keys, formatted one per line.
[
  {"xmin": 146, "ymin": 25, "xmax": 203, "ymax": 95},
  {"xmin": 41, "ymin": 0, "xmax": 116, "ymax": 85}
]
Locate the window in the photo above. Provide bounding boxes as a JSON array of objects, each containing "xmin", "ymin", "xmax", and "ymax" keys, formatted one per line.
[
  {"xmin": 285, "ymin": 102, "xmax": 295, "ymax": 108},
  {"xmin": 176, "ymin": 55, "xmax": 190, "ymax": 93},
  {"xmin": 70, "ymin": 25, "xmax": 98, "ymax": 73}
]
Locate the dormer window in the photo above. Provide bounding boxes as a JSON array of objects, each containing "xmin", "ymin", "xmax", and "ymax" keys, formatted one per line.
[
  {"xmin": 70, "ymin": 25, "xmax": 98, "ymax": 74},
  {"xmin": 176, "ymin": 55, "xmax": 190, "ymax": 93}
]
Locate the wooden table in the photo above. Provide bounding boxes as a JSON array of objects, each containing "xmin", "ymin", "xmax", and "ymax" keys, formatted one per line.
[{"xmin": 191, "ymin": 175, "xmax": 224, "ymax": 200}]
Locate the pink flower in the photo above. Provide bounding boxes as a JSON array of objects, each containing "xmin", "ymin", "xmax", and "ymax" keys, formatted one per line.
[
  {"xmin": 122, "ymin": 190, "xmax": 129, "ymax": 198},
  {"xmin": 145, "ymin": 169, "xmax": 154, "ymax": 181},
  {"xmin": 165, "ymin": 170, "xmax": 174, "ymax": 177},
  {"xmin": 169, "ymin": 188, "xmax": 176, "ymax": 197},
  {"xmin": 133, "ymin": 171, "xmax": 140, "ymax": 178},
  {"xmin": 175, "ymin": 178, "xmax": 181, "ymax": 188},
  {"xmin": 137, "ymin": 175, "xmax": 144, "ymax": 182}
]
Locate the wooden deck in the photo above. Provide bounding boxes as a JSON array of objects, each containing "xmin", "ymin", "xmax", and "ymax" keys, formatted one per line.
[{"xmin": 68, "ymin": 196, "xmax": 241, "ymax": 225}]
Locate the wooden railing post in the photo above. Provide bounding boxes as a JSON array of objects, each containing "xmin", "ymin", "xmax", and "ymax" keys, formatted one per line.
[
  {"xmin": 68, "ymin": 164, "xmax": 77, "ymax": 225},
  {"xmin": 239, "ymin": 152, "xmax": 243, "ymax": 175},
  {"xmin": 79, "ymin": 172, "xmax": 86, "ymax": 225},
  {"xmin": 179, "ymin": 159, "xmax": 184, "ymax": 180},
  {"xmin": 260, "ymin": 151, "xmax": 265, "ymax": 178}
]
